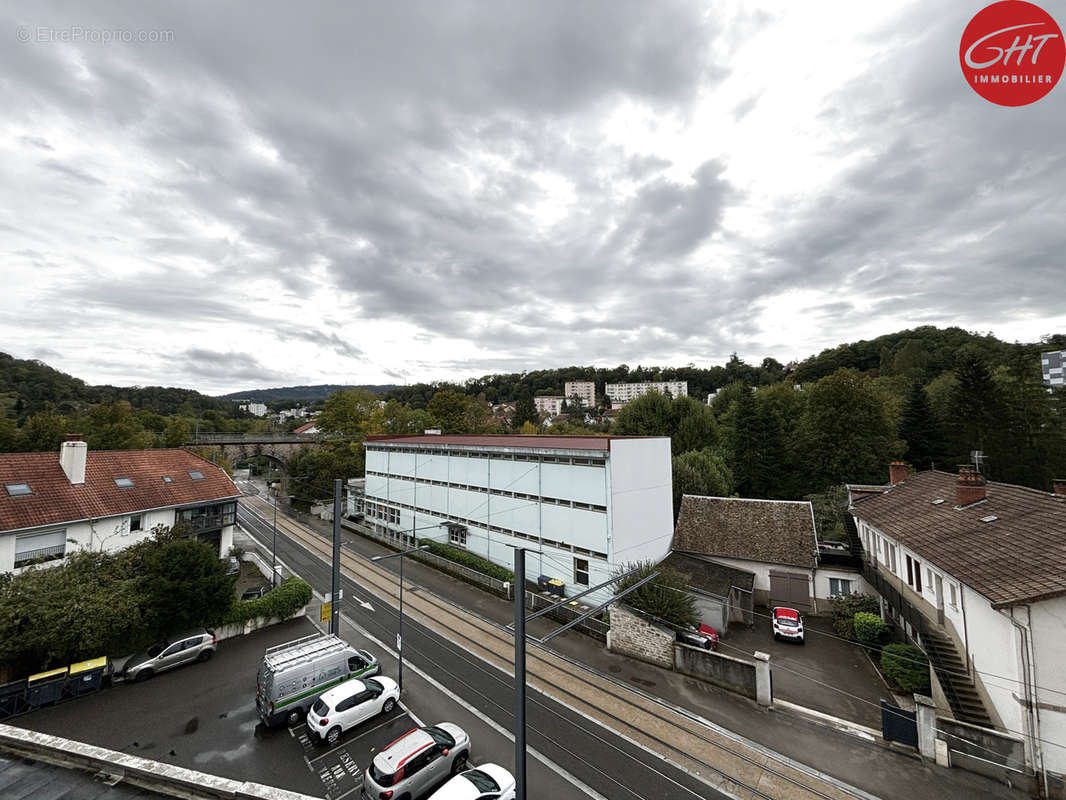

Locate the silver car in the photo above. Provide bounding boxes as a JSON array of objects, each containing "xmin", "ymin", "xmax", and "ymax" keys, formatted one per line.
[
  {"xmin": 362, "ymin": 723, "xmax": 470, "ymax": 800},
  {"xmin": 122, "ymin": 629, "xmax": 216, "ymax": 681}
]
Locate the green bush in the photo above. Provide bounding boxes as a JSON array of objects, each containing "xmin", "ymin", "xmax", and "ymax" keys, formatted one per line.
[
  {"xmin": 223, "ymin": 577, "xmax": 313, "ymax": 625},
  {"xmin": 853, "ymin": 611, "xmax": 887, "ymax": 646},
  {"xmin": 830, "ymin": 593, "xmax": 881, "ymax": 640},
  {"xmin": 418, "ymin": 539, "xmax": 514, "ymax": 583},
  {"xmin": 613, "ymin": 560, "xmax": 697, "ymax": 630},
  {"xmin": 881, "ymin": 644, "xmax": 930, "ymax": 693}
]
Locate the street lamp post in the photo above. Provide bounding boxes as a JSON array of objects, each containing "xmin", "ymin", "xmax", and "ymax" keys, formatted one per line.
[{"xmin": 370, "ymin": 544, "xmax": 429, "ymax": 693}]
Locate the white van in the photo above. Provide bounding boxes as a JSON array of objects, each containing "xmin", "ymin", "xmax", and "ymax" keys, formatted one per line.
[{"xmin": 256, "ymin": 633, "xmax": 379, "ymax": 727}]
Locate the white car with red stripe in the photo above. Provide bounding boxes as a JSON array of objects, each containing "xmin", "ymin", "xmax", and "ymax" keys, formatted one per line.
[{"xmin": 772, "ymin": 606, "xmax": 805, "ymax": 643}]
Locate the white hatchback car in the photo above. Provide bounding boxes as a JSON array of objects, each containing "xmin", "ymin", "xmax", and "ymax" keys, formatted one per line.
[
  {"xmin": 428, "ymin": 763, "xmax": 516, "ymax": 800},
  {"xmin": 307, "ymin": 676, "xmax": 399, "ymax": 746}
]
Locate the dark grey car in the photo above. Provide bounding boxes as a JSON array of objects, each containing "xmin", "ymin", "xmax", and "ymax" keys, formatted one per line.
[{"xmin": 122, "ymin": 629, "xmax": 216, "ymax": 681}]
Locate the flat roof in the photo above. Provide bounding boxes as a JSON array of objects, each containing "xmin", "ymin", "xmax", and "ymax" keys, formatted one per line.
[{"xmin": 364, "ymin": 434, "xmax": 664, "ymax": 451}]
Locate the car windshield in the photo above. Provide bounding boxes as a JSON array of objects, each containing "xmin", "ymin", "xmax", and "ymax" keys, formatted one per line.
[
  {"xmin": 311, "ymin": 698, "xmax": 329, "ymax": 716},
  {"xmin": 146, "ymin": 643, "xmax": 165, "ymax": 657},
  {"xmin": 365, "ymin": 678, "xmax": 382, "ymax": 695},
  {"xmin": 777, "ymin": 617, "xmax": 799, "ymax": 628},
  {"xmin": 424, "ymin": 725, "xmax": 455, "ymax": 748},
  {"xmin": 464, "ymin": 769, "xmax": 500, "ymax": 792},
  {"xmin": 368, "ymin": 760, "xmax": 398, "ymax": 787}
]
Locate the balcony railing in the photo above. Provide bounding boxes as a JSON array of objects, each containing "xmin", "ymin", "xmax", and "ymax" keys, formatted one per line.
[{"xmin": 14, "ymin": 544, "xmax": 66, "ymax": 568}]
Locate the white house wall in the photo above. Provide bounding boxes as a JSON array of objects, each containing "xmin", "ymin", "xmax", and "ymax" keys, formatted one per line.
[
  {"xmin": 1028, "ymin": 597, "xmax": 1066, "ymax": 777},
  {"xmin": 813, "ymin": 568, "xmax": 872, "ymax": 601},
  {"xmin": 606, "ymin": 439, "xmax": 673, "ymax": 568}
]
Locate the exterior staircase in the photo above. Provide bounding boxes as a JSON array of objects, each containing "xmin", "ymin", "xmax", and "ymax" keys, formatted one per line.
[{"xmin": 920, "ymin": 627, "xmax": 993, "ymax": 727}]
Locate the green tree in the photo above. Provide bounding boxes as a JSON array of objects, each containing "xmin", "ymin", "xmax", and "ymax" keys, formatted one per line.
[
  {"xmin": 382, "ymin": 400, "xmax": 436, "ymax": 434},
  {"xmin": 671, "ymin": 395, "xmax": 718, "ymax": 454},
  {"xmin": 724, "ymin": 388, "xmax": 781, "ymax": 497},
  {"xmin": 612, "ymin": 391, "xmax": 674, "ymax": 437},
  {"xmin": 613, "ymin": 561, "xmax": 697, "ymax": 629},
  {"xmin": 798, "ymin": 369, "xmax": 902, "ymax": 490},
  {"xmin": 899, "ymin": 381, "xmax": 947, "ymax": 471},
  {"xmin": 84, "ymin": 401, "xmax": 154, "ymax": 450},
  {"xmin": 427, "ymin": 390, "xmax": 473, "ymax": 434},
  {"xmin": 16, "ymin": 410, "xmax": 69, "ymax": 452},
  {"xmin": 805, "ymin": 485, "xmax": 849, "ymax": 541},
  {"xmin": 0, "ymin": 416, "xmax": 16, "ymax": 452},
  {"xmin": 946, "ymin": 350, "xmax": 1002, "ymax": 462},
  {"xmin": 672, "ymin": 448, "xmax": 733, "ymax": 519},
  {"xmin": 513, "ymin": 394, "xmax": 539, "ymax": 429},
  {"xmin": 163, "ymin": 417, "xmax": 193, "ymax": 448},
  {"xmin": 316, "ymin": 389, "xmax": 382, "ymax": 438}
]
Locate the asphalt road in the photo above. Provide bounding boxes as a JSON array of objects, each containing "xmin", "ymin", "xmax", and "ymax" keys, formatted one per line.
[{"xmin": 237, "ymin": 503, "xmax": 732, "ymax": 800}]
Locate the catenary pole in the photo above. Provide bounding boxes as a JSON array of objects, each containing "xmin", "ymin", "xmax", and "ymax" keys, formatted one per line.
[
  {"xmin": 330, "ymin": 479, "xmax": 341, "ymax": 635},
  {"xmin": 514, "ymin": 546, "xmax": 526, "ymax": 800}
]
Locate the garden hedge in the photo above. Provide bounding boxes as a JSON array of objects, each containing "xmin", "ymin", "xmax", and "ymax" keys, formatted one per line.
[
  {"xmin": 881, "ymin": 643, "xmax": 930, "ymax": 693},
  {"xmin": 853, "ymin": 611, "xmax": 887, "ymax": 646},
  {"xmin": 418, "ymin": 539, "xmax": 514, "ymax": 583},
  {"xmin": 223, "ymin": 576, "xmax": 313, "ymax": 625}
]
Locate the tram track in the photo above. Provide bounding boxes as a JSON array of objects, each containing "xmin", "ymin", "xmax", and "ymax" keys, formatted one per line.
[{"xmin": 239, "ymin": 496, "xmax": 871, "ymax": 800}]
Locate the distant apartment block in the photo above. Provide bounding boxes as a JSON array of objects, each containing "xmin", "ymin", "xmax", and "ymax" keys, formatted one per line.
[
  {"xmin": 564, "ymin": 381, "xmax": 596, "ymax": 407},
  {"xmin": 605, "ymin": 381, "xmax": 688, "ymax": 408},
  {"xmin": 534, "ymin": 396, "xmax": 565, "ymax": 416},
  {"xmin": 1042, "ymin": 350, "xmax": 1065, "ymax": 388},
  {"xmin": 239, "ymin": 401, "xmax": 269, "ymax": 417}
]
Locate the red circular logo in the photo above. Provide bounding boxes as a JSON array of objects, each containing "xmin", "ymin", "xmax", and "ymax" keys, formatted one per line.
[{"xmin": 960, "ymin": 1, "xmax": 1065, "ymax": 105}]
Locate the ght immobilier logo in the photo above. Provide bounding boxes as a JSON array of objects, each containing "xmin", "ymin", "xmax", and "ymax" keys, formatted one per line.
[{"xmin": 960, "ymin": 1, "xmax": 1064, "ymax": 105}]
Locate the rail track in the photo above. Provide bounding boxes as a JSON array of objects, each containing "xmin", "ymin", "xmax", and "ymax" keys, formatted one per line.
[{"xmin": 239, "ymin": 496, "xmax": 871, "ymax": 800}]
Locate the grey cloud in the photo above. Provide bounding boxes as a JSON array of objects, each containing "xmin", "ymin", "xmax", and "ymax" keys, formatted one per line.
[
  {"xmin": 276, "ymin": 327, "xmax": 364, "ymax": 361},
  {"xmin": 20, "ymin": 135, "xmax": 53, "ymax": 150},
  {"xmin": 177, "ymin": 348, "xmax": 292, "ymax": 383},
  {"xmin": 39, "ymin": 159, "xmax": 104, "ymax": 186}
]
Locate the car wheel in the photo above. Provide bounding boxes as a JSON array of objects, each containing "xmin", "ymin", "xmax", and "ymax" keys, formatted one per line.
[
  {"xmin": 197, "ymin": 649, "xmax": 214, "ymax": 663},
  {"xmin": 451, "ymin": 751, "xmax": 468, "ymax": 774},
  {"xmin": 285, "ymin": 707, "xmax": 304, "ymax": 726},
  {"xmin": 135, "ymin": 668, "xmax": 154, "ymax": 682},
  {"xmin": 325, "ymin": 726, "xmax": 342, "ymax": 746},
  {"xmin": 382, "ymin": 698, "xmax": 396, "ymax": 714}
]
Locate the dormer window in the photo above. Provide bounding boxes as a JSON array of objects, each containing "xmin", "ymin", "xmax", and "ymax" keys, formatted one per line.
[
  {"xmin": 5, "ymin": 482, "xmax": 31, "ymax": 496},
  {"xmin": 114, "ymin": 477, "xmax": 134, "ymax": 488},
  {"xmin": 188, "ymin": 471, "xmax": 205, "ymax": 481}
]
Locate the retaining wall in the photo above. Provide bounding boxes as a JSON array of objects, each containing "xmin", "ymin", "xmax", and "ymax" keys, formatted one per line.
[
  {"xmin": 674, "ymin": 644, "xmax": 758, "ymax": 700},
  {"xmin": 606, "ymin": 605, "xmax": 674, "ymax": 669}
]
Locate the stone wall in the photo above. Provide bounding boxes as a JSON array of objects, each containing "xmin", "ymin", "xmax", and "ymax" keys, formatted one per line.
[
  {"xmin": 606, "ymin": 605, "xmax": 674, "ymax": 669},
  {"xmin": 937, "ymin": 716, "xmax": 1037, "ymax": 794}
]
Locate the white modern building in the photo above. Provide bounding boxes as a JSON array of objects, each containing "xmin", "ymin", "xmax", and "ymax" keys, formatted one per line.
[
  {"xmin": 239, "ymin": 401, "xmax": 269, "ymax": 417},
  {"xmin": 533, "ymin": 396, "xmax": 565, "ymax": 416},
  {"xmin": 605, "ymin": 381, "xmax": 688, "ymax": 408},
  {"xmin": 850, "ymin": 464, "xmax": 1066, "ymax": 786},
  {"xmin": 0, "ymin": 436, "xmax": 240, "ymax": 573},
  {"xmin": 362, "ymin": 434, "xmax": 674, "ymax": 603},
  {"xmin": 1041, "ymin": 350, "xmax": 1065, "ymax": 388},
  {"xmin": 564, "ymin": 381, "xmax": 596, "ymax": 408}
]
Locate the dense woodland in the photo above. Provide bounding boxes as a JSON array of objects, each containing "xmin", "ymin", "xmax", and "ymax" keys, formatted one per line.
[{"xmin": 3, "ymin": 328, "xmax": 1066, "ymax": 526}]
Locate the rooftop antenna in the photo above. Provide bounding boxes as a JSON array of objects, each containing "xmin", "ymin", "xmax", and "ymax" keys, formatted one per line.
[{"xmin": 970, "ymin": 450, "xmax": 986, "ymax": 474}]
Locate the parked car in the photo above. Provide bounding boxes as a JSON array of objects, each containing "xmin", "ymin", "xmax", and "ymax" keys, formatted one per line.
[
  {"xmin": 257, "ymin": 633, "xmax": 380, "ymax": 727},
  {"xmin": 362, "ymin": 723, "xmax": 470, "ymax": 800},
  {"xmin": 772, "ymin": 607, "xmax": 805, "ymax": 644},
  {"xmin": 676, "ymin": 622, "xmax": 720, "ymax": 650},
  {"xmin": 307, "ymin": 676, "xmax": 400, "ymax": 746},
  {"xmin": 427, "ymin": 763, "xmax": 515, "ymax": 800},
  {"xmin": 122, "ymin": 629, "xmax": 216, "ymax": 681},
  {"xmin": 241, "ymin": 586, "xmax": 269, "ymax": 601},
  {"xmin": 225, "ymin": 556, "xmax": 240, "ymax": 575}
]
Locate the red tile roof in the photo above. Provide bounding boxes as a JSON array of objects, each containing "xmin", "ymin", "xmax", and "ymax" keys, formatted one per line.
[
  {"xmin": 365, "ymin": 434, "xmax": 659, "ymax": 451},
  {"xmin": 293, "ymin": 422, "xmax": 317, "ymax": 434},
  {"xmin": 851, "ymin": 470, "xmax": 1066, "ymax": 607},
  {"xmin": 0, "ymin": 449, "xmax": 240, "ymax": 533}
]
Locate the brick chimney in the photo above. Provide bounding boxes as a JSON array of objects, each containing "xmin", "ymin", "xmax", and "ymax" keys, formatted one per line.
[
  {"xmin": 59, "ymin": 434, "xmax": 87, "ymax": 485},
  {"xmin": 956, "ymin": 465, "xmax": 986, "ymax": 507},
  {"xmin": 1053, "ymin": 479, "xmax": 1066, "ymax": 497},
  {"xmin": 889, "ymin": 462, "xmax": 909, "ymax": 484}
]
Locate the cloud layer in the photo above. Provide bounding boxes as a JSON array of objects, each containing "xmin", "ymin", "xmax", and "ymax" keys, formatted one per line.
[{"xmin": 1, "ymin": 1, "xmax": 1063, "ymax": 394}]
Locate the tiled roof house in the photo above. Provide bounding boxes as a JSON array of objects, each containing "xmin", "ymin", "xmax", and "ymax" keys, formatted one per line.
[
  {"xmin": 851, "ymin": 463, "xmax": 1066, "ymax": 783},
  {"xmin": 671, "ymin": 495, "xmax": 866, "ymax": 614},
  {"xmin": 0, "ymin": 436, "xmax": 240, "ymax": 572}
]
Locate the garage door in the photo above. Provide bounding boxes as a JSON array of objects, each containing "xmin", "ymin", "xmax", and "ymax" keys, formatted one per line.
[{"xmin": 769, "ymin": 570, "xmax": 810, "ymax": 612}]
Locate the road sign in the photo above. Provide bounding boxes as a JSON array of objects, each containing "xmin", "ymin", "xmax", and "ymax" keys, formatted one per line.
[{"xmin": 321, "ymin": 602, "xmax": 332, "ymax": 623}]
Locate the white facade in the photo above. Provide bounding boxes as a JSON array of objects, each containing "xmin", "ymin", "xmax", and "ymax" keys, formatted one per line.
[
  {"xmin": 0, "ymin": 504, "xmax": 236, "ymax": 574},
  {"xmin": 240, "ymin": 401, "xmax": 269, "ymax": 417},
  {"xmin": 605, "ymin": 381, "xmax": 688, "ymax": 408},
  {"xmin": 564, "ymin": 381, "xmax": 595, "ymax": 407},
  {"xmin": 533, "ymin": 396, "xmax": 565, "ymax": 416},
  {"xmin": 363, "ymin": 436, "xmax": 673, "ymax": 605},
  {"xmin": 1041, "ymin": 350, "xmax": 1065, "ymax": 388},
  {"xmin": 855, "ymin": 516, "xmax": 1066, "ymax": 779}
]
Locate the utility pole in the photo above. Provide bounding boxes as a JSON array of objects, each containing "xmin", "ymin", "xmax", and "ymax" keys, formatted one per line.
[
  {"xmin": 514, "ymin": 547, "xmax": 527, "ymax": 800},
  {"xmin": 371, "ymin": 544, "xmax": 430, "ymax": 693},
  {"xmin": 330, "ymin": 479, "xmax": 341, "ymax": 636},
  {"xmin": 271, "ymin": 494, "xmax": 278, "ymax": 588}
]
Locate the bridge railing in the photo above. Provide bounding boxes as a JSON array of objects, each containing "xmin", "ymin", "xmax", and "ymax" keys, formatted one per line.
[{"xmin": 187, "ymin": 433, "xmax": 324, "ymax": 444}]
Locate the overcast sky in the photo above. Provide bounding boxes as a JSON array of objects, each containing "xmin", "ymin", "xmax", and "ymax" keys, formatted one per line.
[{"xmin": 3, "ymin": 1, "xmax": 1064, "ymax": 396}]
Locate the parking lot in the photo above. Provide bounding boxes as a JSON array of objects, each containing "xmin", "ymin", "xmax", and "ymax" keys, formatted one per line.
[
  {"xmin": 717, "ymin": 608, "xmax": 886, "ymax": 728},
  {"xmin": 11, "ymin": 616, "xmax": 419, "ymax": 799}
]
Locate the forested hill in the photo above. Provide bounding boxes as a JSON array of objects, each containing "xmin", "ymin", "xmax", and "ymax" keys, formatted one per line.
[
  {"xmin": 0, "ymin": 352, "xmax": 234, "ymax": 419},
  {"xmin": 218, "ymin": 384, "xmax": 400, "ymax": 405},
  {"xmin": 384, "ymin": 326, "xmax": 1066, "ymax": 407}
]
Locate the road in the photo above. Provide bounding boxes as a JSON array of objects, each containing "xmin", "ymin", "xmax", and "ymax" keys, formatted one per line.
[{"xmin": 237, "ymin": 497, "xmax": 866, "ymax": 800}]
